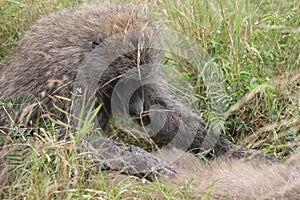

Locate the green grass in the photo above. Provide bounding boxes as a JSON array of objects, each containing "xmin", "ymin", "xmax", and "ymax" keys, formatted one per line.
[
  {"xmin": 1, "ymin": 131, "xmax": 185, "ymax": 199},
  {"xmin": 0, "ymin": 0, "xmax": 299, "ymax": 199},
  {"xmin": 0, "ymin": 0, "xmax": 82, "ymax": 61},
  {"xmin": 155, "ymin": 0, "xmax": 299, "ymax": 158}
]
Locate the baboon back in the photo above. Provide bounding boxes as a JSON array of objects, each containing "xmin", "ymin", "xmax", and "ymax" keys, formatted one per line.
[{"xmin": 0, "ymin": 5, "xmax": 160, "ymax": 128}]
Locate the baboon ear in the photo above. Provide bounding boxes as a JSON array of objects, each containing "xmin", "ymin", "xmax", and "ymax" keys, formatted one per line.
[{"xmin": 92, "ymin": 37, "xmax": 106, "ymax": 49}]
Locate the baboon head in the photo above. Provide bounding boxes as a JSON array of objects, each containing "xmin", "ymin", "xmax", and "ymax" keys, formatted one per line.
[
  {"xmin": 71, "ymin": 10, "xmax": 163, "ymax": 131},
  {"xmin": 91, "ymin": 11, "xmax": 162, "ymax": 80}
]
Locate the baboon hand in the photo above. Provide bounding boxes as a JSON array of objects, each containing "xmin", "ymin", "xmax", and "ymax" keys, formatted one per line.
[{"xmin": 82, "ymin": 138, "xmax": 176, "ymax": 181}]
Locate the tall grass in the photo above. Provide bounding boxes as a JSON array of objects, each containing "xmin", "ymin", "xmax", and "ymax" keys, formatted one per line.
[
  {"xmin": 0, "ymin": 0, "xmax": 82, "ymax": 61},
  {"xmin": 155, "ymin": 0, "xmax": 300, "ymax": 157},
  {"xmin": 0, "ymin": 0, "xmax": 299, "ymax": 199}
]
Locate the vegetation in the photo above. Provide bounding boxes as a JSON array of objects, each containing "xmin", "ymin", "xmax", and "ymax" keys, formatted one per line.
[
  {"xmin": 156, "ymin": 0, "xmax": 299, "ymax": 158},
  {"xmin": 0, "ymin": 0, "xmax": 299, "ymax": 199}
]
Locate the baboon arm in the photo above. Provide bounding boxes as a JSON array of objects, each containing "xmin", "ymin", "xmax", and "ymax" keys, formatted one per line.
[
  {"xmin": 82, "ymin": 137, "xmax": 175, "ymax": 181},
  {"xmin": 144, "ymin": 80, "xmax": 275, "ymax": 161}
]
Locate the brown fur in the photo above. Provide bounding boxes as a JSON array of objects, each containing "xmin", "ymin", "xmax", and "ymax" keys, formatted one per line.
[
  {"xmin": 160, "ymin": 149, "xmax": 300, "ymax": 199},
  {"xmin": 0, "ymin": 5, "xmax": 159, "ymax": 127}
]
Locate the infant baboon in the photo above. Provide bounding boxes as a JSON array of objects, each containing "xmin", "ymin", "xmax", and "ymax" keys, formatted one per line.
[{"xmin": 0, "ymin": 5, "xmax": 274, "ymax": 179}]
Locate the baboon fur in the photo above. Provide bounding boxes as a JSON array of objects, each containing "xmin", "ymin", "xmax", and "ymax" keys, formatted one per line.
[
  {"xmin": 1, "ymin": 5, "xmax": 276, "ymax": 179},
  {"xmin": 103, "ymin": 149, "xmax": 300, "ymax": 199},
  {"xmin": 164, "ymin": 149, "xmax": 300, "ymax": 199}
]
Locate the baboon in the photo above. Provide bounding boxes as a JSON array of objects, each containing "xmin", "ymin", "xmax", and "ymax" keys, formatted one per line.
[
  {"xmin": 0, "ymin": 5, "xmax": 274, "ymax": 179},
  {"xmin": 162, "ymin": 148, "xmax": 300, "ymax": 199},
  {"xmin": 101, "ymin": 149, "xmax": 300, "ymax": 198}
]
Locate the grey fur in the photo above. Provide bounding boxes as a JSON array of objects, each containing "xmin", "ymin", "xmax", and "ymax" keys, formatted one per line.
[{"xmin": 0, "ymin": 5, "xmax": 275, "ymax": 180}]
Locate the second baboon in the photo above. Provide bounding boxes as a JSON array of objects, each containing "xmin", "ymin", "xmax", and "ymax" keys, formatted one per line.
[
  {"xmin": 165, "ymin": 148, "xmax": 300, "ymax": 199},
  {"xmin": 106, "ymin": 148, "xmax": 300, "ymax": 199},
  {"xmin": 0, "ymin": 5, "xmax": 274, "ymax": 179}
]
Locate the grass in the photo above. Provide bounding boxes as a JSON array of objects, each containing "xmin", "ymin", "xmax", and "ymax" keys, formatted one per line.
[
  {"xmin": 0, "ymin": 0, "xmax": 83, "ymax": 62},
  {"xmin": 0, "ymin": 0, "xmax": 299, "ymax": 199},
  {"xmin": 156, "ymin": 0, "xmax": 299, "ymax": 158}
]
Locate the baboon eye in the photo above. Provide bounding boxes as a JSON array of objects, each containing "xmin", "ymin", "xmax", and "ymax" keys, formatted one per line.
[{"xmin": 92, "ymin": 37, "xmax": 105, "ymax": 49}]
